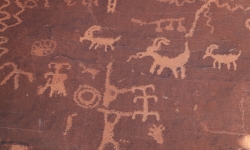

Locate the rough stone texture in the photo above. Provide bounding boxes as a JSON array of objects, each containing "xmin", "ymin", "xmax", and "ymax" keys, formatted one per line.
[{"xmin": 1, "ymin": 0, "xmax": 250, "ymax": 149}]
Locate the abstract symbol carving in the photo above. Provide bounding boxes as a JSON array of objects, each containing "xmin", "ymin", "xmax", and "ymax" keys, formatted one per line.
[
  {"xmin": 64, "ymin": 0, "xmax": 77, "ymax": 6},
  {"xmin": 64, "ymin": 113, "xmax": 77, "ymax": 135},
  {"xmin": 79, "ymin": 25, "xmax": 121, "ymax": 52},
  {"xmin": 38, "ymin": 62, "xmax": 71, "ymax": 97},
  {"xmin": 0, "ymin": 36, "xmax": 9, "ymax": 58},
  {"xmin": 203, "ymin": 44, "xmax": 241, "ymax": 70},
  {"xmin": 107, "ymin": 0, "xmax": 118, "ymax": 13},
  {"xmin": 97, "ymin": 108, "xmax": 132, "ymax": 150},
  {"xmin": 74, "ymin": 85, "xmax": 102, "ymax": 109},
  {"xmin": 31, "ymin": 39, "xmax": 57, "ymax": 56},
  {"xmin": 79, "ymin": 63, "xmax": 99, "ymax": 79},
  {"xmin": 148, "ymin": 124, "xmax": 165, "ymax": 144},
  {"xmin": 132, "ymin": 84, "xmax": 160, "ymax": 122},
  {"xmin": 157, "ymin": 0, "xmax": 195, "ymax": 6},
  {"xmin": 127, "ymin": 37, "xmax": 190, "ymax": 79},
  {"xmin": 131, "ymin": 18, "xmax": 186, "ymax": 33},
  {"xmin": 0, "ymin": 62, "xmax": 34, "ymax": 89}
]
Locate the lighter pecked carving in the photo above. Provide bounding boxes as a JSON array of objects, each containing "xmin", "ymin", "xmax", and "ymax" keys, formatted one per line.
[
  {"xmin": 148, "ymin": 124, "xmax": 165, "ymax": 144},
  {"xmin": 0, "ymin": 36, "xmax": 9, "ymax": 58},
  {"xmin": 31, "ymin": 39, "xmax": 57, "ymax": 56}
]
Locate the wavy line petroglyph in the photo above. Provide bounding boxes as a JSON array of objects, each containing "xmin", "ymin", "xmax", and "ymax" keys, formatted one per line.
[
  {"xmin": 148, "ymin": 124, "xmax": 165, "ymax": 144},
  {"xmin": 127, "ymin": 37, "xmax": 190, "ymax": 79},
  {"xmin": 186, "ymin": 0, "xmax": 250, "ymax": 38},
  {"xmin": 74, "ymin": 85, "xmax": 102, "ymax": 109},
  {"xmin": 132, "ymin": 84, "xmax": 160, "ymax": 122},
  {"xmin": 97, "ymin": 108, "xmax": 132, "ymax": 150},
  {"xmin": 0, "ymin": 36, "xmax": 9, "ymax": 58},
  {"xmin": 63, "ymin": 113, "xmax": 77, "ymax": 135},
  {"xmin": 131, "ymin": 18, "xmax": 186, "ymax": 33},
  {"xmin": 31, "ymin": 39, "xmax": 57, "ymax": 56},
  {"xmin": 0, "ymin": 62, "xmax": 34, "ymax": 89},
  {"xmin": 80, "ymin": 25, "xmax": 121, "ymax": 52},
  {"xmin": 38, "ymin": 62, "xmax": 71, "ymax": 97},
  {"xmin": 0, "ymin": 0, "xmax": 38, "ymax": 32},
  {"xmin": 203, "ymin": 44, "xmax": 241, "ymax": 70},
  {"xmin": 246, "ymin": 19, "xmax": 250, "ymax": 31},
  {"xmin": 79, "ymin": 63, "xmax": 99, "ymax": 79},
  {"xmin": 156, "ymin": 0, "xmax": 195, "ymax": 6},
  {"xmin": 107, "ymin": 0, "xmax": 118, "ymax": 13}
]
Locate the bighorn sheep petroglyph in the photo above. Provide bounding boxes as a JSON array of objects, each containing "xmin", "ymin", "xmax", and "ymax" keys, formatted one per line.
[
  {"xmin": 127, "ymin": 37, "xmax": 190, "ymax": 79},
  {"xmin": 79, "ymin": 25, "xmax": 121, "ymax": 52},
  {"xmin": 203, "ymin": 44, "xmax": 241, "ymax": 70}
]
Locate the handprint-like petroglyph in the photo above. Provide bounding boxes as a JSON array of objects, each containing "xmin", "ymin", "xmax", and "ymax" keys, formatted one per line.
[
  {"xmin": 127, "ymin": 37, "xmax": 190, "ymax": 79},
  {"xmin": 107, "ymin": 0, "xmax": 118, "ymax": 13},
  {"xmin": 0, "ymin": 36, "xmax": 9, "ymax": 58},
  {"xmin": 203, "ymin": 44, "xmax": 241, "ymax": 70},
  {"xmin": 97, "ymin": 108, "xmax": 132, "ymax": 150},
  {"xmin": 31, "ymin": 39, "xmax": 57, "ymax": 56},
  {"xmin": 74, "ymin": 85, "xmax": 102, "ymax": 109},
  {"xmin": 103, "ymin": 61, "xmax": 132, "ymax": 108},
  {"xmin": 131, "ymin": 18, "xmax": 186, "ymax": 33},
  {"xmin": 186, "ymin": 0, "xmax": 250, "ymax": 38},
  {"xmin": 132, "ymin": 84, "xmax": 160, "ymax": 122},
  {"xmin": 79, "ymin": 25, "xmax": 121, "ymax": 52},
  {"xmin": 148, "ymin": 124, "xmax": 165, "ymax": 144},
  {"xmin": 63, "ymin": 113, "xmax": 77, "ymax": 135},
  {"xmin": 157, "ymin": 0, "xmax": 195, "ymax": 6},
  {"xmin": 246, "ymin": 19, "xmax": 250, "ymax": 31},
  {"xmin": 0, "ymin": 62, "xmax": 34, "ymax": 89},
  {"xmin": 79, "ymin": 63, "xmax": 99, "ymax": 79},
  {"xmin": 38, "ymin": 62, "xmax": 71, "ymax": 97},
  {"xmin": 0, "ymin": 0, "xmax": 38, "ymax": 32}
]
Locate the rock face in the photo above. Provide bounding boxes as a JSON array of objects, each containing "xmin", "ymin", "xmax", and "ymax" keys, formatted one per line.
[{"xmin": 1, "ymin": 0, "xmax": 250, "ymax": 149}]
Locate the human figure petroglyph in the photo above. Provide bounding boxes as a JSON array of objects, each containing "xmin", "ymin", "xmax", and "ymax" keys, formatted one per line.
[
  {"xmin": 79, "ymin": 25, "xmax": 121, "ymax": 52},
  {"xmin": 148, "ymin": 124, "xmax": 165, "ymax": 144},
  {"xmin": 0, "ymin": 62, "xmax": 34, "ymax": 89},
  {"xmin": 0, "ymin": 0, "xmax": 37, "ymax": 32},
  {"xmin": 0, "ymin": 36, "xmax": 9, "ymax": 58},
  {"xmin": 127, "ymin": 37, "xmax": 190, "ymax": 79},
  {"xmin": 38, "ymin": 62, "xmax": 71, "ymax": 97},
  {"xmin": 74, "ymin": 85, "xmax": 102, "ymax": 109},
  {"xmin": 186, "ymin": 0, "xmax": 250, "ymax": 38},
  {"xmin": 63, "ymin": 113, "xmax": 77, "ymax": 135},
  {"xmin": 246, "ymin": 19, "xmax": 250, "ymax": 31},
  {"xmin": 131, "ymin": 18, "xmax": 186, "ymax": 33},
  {"xmin": 203, "ymin": 44, "xmax": 241, "ymax": 70},
  {"xmin": 79, "ymin": 63, "xmax": 99, "ymax": 79},
  {"xmin": 103, "ymin": 61, "xmax": 132, "ymax": 108},
  {"xmin": 97, "ymin": 108, "xmax": 132, "ymax": 150},
  {"xmin": 132, "ymin": 84, "xmax": 160, "ymax": 122},
  {"xmin": 107, "ymin": 0, "xmax": 118, "ymax": 13},
  {"xmin": 157, "ymin": 0, "xmax": 195, "ymax": 6},
  {"xmin": 31, "ymin": 39, "xmax": 57, "ymax": 56}
]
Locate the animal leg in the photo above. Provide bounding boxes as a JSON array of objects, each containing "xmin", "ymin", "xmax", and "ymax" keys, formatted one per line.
[
  {"xmin": 233, "ymin": 61, "xmax": 237, "ymax": 70},
  {"xmin": 213, "ymin": 61, "xmax": 216, "ymax": 69},
  {"xmin": 157, "ymin": 66, "xmax": 164, "ymax": 75},
  {"xmin": 109, "ymin": 44, "xmax": 115, "ymax": 50},
  {"xmin": 180, "ymin": 66, "xmax": 186, "ymax": 79},
  {"xmin": 150, "ymin": 62, "xmax": 157, "ymax": 74},
  {"xmin": 94, "ymin": 43, "xmax": 99, "ymax": 49},
  {"xmin": 218, "ymin": 62, "xmax": 221, "ymax": 70},
  {"xmin": 104, "ymin": 45, "xmax": 108, "ymax": 52},
  {"xmin": 172, "ymin": 69, "xmax": 178, "ymax": 78},
  {"xmin": 89, "ymin": 42, "xmax": 95, "ymax": 49},
  {"xmin": 227, "ymin": 63, "xmax": 230, "ymax": 70}
]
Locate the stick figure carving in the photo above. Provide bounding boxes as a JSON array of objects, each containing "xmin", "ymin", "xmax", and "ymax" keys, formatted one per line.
[
  {"xmin": 127, "ymin": 37, "xmax": 190, "ymax": 79},
  {"xmin": 0, "ymin": 36, "xmax": 9, "ymax": 58},
  {"xmin": 38, "ymin": 62, "xmax": 71, "ymax": 97},
  {"xmin": 79, "ymin": 25, "xmax": 121, "ymax": 52},
  {"xmin": 203, "ymin": 44, "xmax": 241, "ymax": 70},
  {"xmin": 0, "ymin": 62, "xmax": 34, "ymax": 89}
]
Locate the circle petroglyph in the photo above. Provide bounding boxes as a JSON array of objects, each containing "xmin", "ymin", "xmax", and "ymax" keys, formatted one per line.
[{"xmin": 74, "ymin": 85, "xmax": 102, "ymax": 109}]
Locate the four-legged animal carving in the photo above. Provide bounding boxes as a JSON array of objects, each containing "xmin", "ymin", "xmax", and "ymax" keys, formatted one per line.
[
  {"xmin": 203, "ymin": 44, "xmax": 241, "ymax": 70},
  {"xmin": 127, "ymin": 37, "xmax": 190, "ymax": 79},
  {"xmin": 79, "ymin": 25, "xmax": 121, "ymax": 52}
]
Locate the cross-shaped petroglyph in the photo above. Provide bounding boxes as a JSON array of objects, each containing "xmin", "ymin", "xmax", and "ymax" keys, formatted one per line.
[
  {"xmin": 0, "ymin": 36, "xmax": 9, "ymax": 58},
  {"xmin": 127, "ymin": 37, "xmax": 190, "ymax": 79},
  {"xmin": 107, "ymin": 0, "xmax": 118, "ymax": 13},
  {"xmin": 38, "ymin": 62, "xmax": 71, "ymax": 97},
  {"xmin": 186, "ymin": 0, "xmax": 250, "ymax": 38},
  {"xmin": 63, "ymin": 113, "xmax": 77, "ymax": 135},
  {"xmin": 148, "ymin": 124, "xmax": 165, "ymax": 144},
  {"xmin": 80, "ymin": 25, "xmax": 121, "ymax": 52},
  {"xmin": 74, "ymin": 85, "xmax": 102, "ymax": 109},
  {"xmin": 31, "ymin": 39, "xmax": 57, "ymax": 56},
  {"xmin": 203, "ymin": 44, "xmax": 241, "ymax": 70},
  {"xmin": 79, "ymin": 63, "xmax": 99, "ymax": 79},
  {"xmin": 131, "ymin": 18, "xmax": 186, "ymax": 33},
  {"xmin": 157, "ymin": 0, "xmax": 195, "ymax": 6},
  {"xmin": 0, "ymin": 0, "xmax": 38, "ymax": 32},
  {"xmin": 246, "ymin": 19, "xmax": 250, "ymax": 31},
  {"xmin": 132, "ymin": 84, "xmax": 160, "ymax": 122},
  {"xmin": 0, "ymin": 62, "xmax": 34, "ymax": 89},
  {"xmin": 97, "ymin": 108, "xmax": 132, "ymax": 150}
]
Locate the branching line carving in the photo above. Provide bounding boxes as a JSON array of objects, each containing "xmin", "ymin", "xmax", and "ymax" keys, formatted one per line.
[{"xmin": 0, "ymin": 36, "xmax": 9, "ymax": 58}]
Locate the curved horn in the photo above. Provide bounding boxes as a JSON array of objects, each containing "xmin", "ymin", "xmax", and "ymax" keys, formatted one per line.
[{"xmin": 152, "ymin": 37, "xmax": 170, "ymax": 46}]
